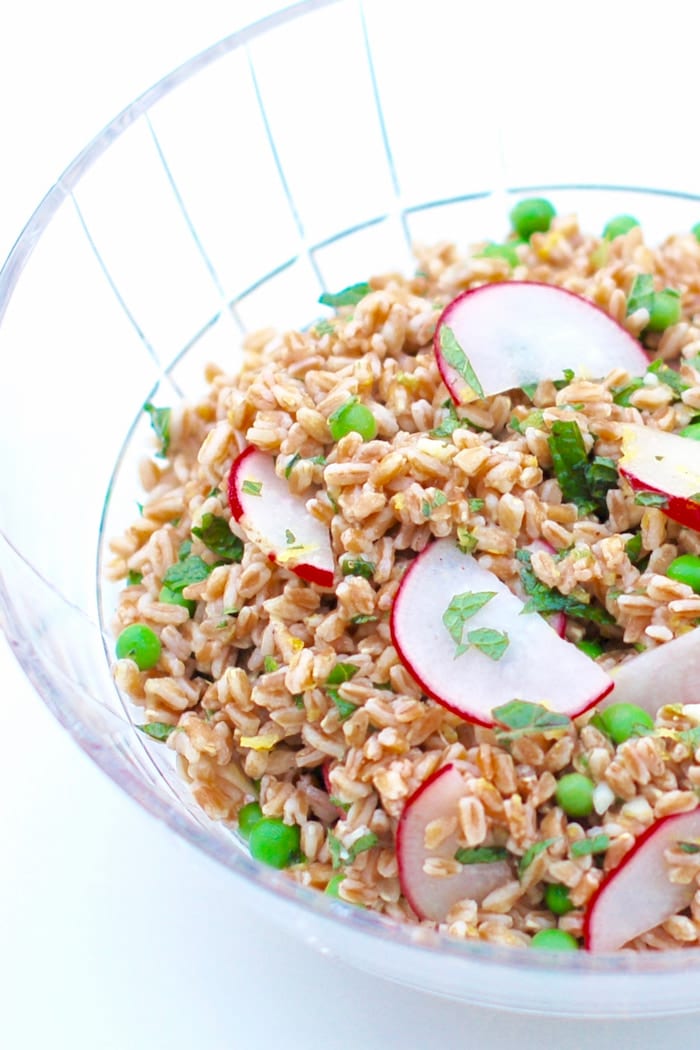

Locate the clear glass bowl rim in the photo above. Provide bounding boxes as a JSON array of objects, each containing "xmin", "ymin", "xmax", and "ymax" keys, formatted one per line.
[{"xmin": 2, "ymin": 0, "xmax": 700, "ymax": 990}]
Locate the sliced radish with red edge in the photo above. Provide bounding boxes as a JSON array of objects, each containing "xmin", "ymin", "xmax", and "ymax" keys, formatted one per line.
[
  {"xmin": 584, "ymin": 807, "xmax": 700, "ymax": 952},
  {"xmin": 228, "ymin": 446, "xmax": 334, "ymax": 587},
  {"xmin": 603, "ymin": 628, "xmax": 700, "ymax": 715},
  {"xmin": 396, "ymin": 763, "xmax": 511, "ymax": 921},
  {"xmin": 390, "ymin": 539, "xmax": 612, "ymax": 727},
  {"xmin": 434, "ymin": 282, "xmax": 648, "ymax": 405},
  {"xmin": 619, "ymin": 423, "xmax": 700, "ymax": 532}
]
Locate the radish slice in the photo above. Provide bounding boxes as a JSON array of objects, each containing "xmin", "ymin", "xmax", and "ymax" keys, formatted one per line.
[
  {"xmin": 396, "ymin": 764, "xmax": 512, "ymax": 921},
  {"xmin": 434, "ymin": 282, "xmax": 648, "ymax": 405},
  {"xmin": 619, "ymin": 423, "xmax": 700, "ymax": 532},
  {"xmin": 584, "ymin": 808, "xmax": 700, "ymax": 952},
  {"xmin": 603, "ymin": 628, "xmax": 700, "ymax": 714},
  {"xmin": 228, "ymin": 446, "xmax": 334, "ymax": 587},
  {"xmin": 390, "ymin": 539, "xmax": 612, "ymax": 726}
]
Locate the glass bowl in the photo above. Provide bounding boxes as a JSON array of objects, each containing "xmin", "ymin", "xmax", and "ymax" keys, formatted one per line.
[{"xmin": 2, "ymin": 0, "xmax": 700, "ymax": 1017}]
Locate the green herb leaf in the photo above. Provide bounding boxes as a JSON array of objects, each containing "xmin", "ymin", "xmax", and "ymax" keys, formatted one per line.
[
  {"xmin": 350, "ymin": 614, "xmax": 378, "ymax": 625},
  {"xmin": 327, "ymin": 830, "xmax": 378, "ymax": 869},
  {"xmin": 570, "ymin": 834, "xmax": 610, "ymax": 858},
  {"xmin": 442, "ymin": 590, "xmax": 497, "ymax": 657},
  {"xmin": 456, "ymin": 526, "xmax": 478, "ymax": 554},
  {"xmin": 285, "ymin": 529, "xmax": 296, "ymax": 545},
  {"xmin": 319, "ymin": 282, "xmax": 372, "ymax": 308},
  {"xmin": 518, "ymin": 837, "xmax": 559, "ymax": 879},
  {"xmin": 192, "ymin": 513, "xmax": 244, "ymax": 562},
  {"xmin": 627, "ymin": 274, "xmax": 655, "ymax": 315},
  {"xmin": 521, "ymin": 381, "xmax": 539, "ymax": 400},
  {"xmin": 439, "ymin": 325, "xmax": 485, "ymax": 400},
  {"xmin": 647, "ymin": 359, "xmax": 689, "ymax": 397},
  {"xmin": 313, "ymin": 318, "xmax": 335, "ymax": 336},
  {"xmin": 327, "ymin": 662, "xmax": 360, "ymax": 686},
  {"xmin": 126, "ymin": 570, "xmax": 143, "ymax": 586},
  {"xmin": 263, "ymin": 655, "xmax": 279, "ymax": 673},
  {"xmin": 515, "ymin": 549, "xmax": 614, "ymax": 625},
  {"xmin": 329, "ymin": 796, "xmax": 351, "ymax": 813},
  {"xmin": 468, "ymin": 498, "xmax": 485, "ymax": 512},
  {"xmin": 548, "ymin": 421, "xmax": 617, "ymax": 518},
  {"xmin": 430, "ymin": 402, "xmax": 462, "ymax": 439},
  {"xmin": 677, "ymin": 841, "xmax": 700, "ymax": 854},
  {"xmin": 633, "ymin": 490, "xmax": 668, "ymax": 508},
  {"xmin": 242, "ymin": 479, "xmax": 263, "ymax": 497},
  {"xmin": 466, "ymin": 627, "xmax": 509, "ymax": 661},
  {"xmin": 162, "ymin": 554, "xmax": 213, "ymax": 594},
  {"xmin": 284, "ymin": 453, "xmax": 301, "ymax": 478},
  {"xmin": 143, "ymin": 402, "xmax": 171, "ymax": 457},
  {"xmin": 612, "ymin": 377, "xmax": 645, "ymax": 406},
  {"xmin": 422, "ymin": 490, "xmax": 448, "ymax": 517},
  {"xmin": 492, "ymin": 700, "xmax": 572, "ymax": 743},
  {"xmin": 327, "ymin": 687, "xmax": 357, "ymax": 721},
  {"xmin": 340, "ymin": 557, "xmax": 375, "ymax": 579},
  {"xmin": 292, "ymin": 693, "xmax": 305, "ymax": 709},
  {"xmin": 178, "ymin": 539, "xmax": 192, "ymax": 561},
  {"xmin": 510, "ymin": 409, "xmax": 546, "ymax": 435},
  {"xmin": 137, "ymin": 722, "xmax": 178, "ymax": 742},
  {"xmin": 679, "ymin": 726, "xmax": 700, "ymax": 749},
  {"xmin": 624, "ymin": 532, "xmax": 644, "ymax": 564},
  {"xmin": 454, "ymin": 846, "xmax": 510, "ymax": 865}
]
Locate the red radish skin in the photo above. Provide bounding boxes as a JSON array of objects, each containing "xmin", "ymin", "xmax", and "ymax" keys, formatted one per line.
[
  {"xmin": 619, "ymin": 423, "xmax": 700, "ymax": 532},
  {"xmin": 583, "ymin": 808, "xmax": 700, "ymax": 952},
  {"xmin": 434, "ymin": 282, "xmax": 648, "ymax": 405},
  {"xmin": 396, "ymin": 764, "xmax": 511, "ymax": 921},
  {"xmin": 228, "ymin": 445, "xmax": 335, "ymax": 588},
  {"xmin": 602, "ymin": 628, "xmax": 700, "ymax": 714},
  {"xmin": 390, "ymin": 539, "xmax": 613, "ymax": 727}
]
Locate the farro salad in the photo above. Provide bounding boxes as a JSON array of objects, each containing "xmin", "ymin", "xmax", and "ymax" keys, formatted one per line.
[{"xmin": 108, "ymin": 199, "xmax": 700, "ymax": 953}]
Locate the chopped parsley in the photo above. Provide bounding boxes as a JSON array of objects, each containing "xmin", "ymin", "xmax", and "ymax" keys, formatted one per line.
[
  {"xmin": 492, "ymin": 700, "xmax": 572, "ymax": 744},
  {"xmin": 137, "ymin": 722, "xmax": 178, "ymax": 742},
  {"xmin": 515, "ymin": 549, "xmax": 614, "ymax": 625},
  {"xmin": 328, "ymin": 830, "xmax": 378, "ymax": 869},
  {"xmin": 242, "ymin": 479, "xmax": 263, "ymax": 497},
  {"xmin": 438, "ymin": 325, "xmax": 485, "ymax": 400},
  {"xmin": 454, "ymin": 846, "xmax": 509, "ymax": 865},
  {"xmin": 319, "ymin": 281, "xmax": 372, "ymax": 308},
  {"xmin": 143, "ymin": 401, "xmax": 171, "ymax": 458},
  {"xmin": 192, "ymin": 513, "xmax": 244, "ymax": 561}
]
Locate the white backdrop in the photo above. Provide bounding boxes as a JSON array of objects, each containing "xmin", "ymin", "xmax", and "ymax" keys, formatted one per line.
[{"xmin": 1, "ymin": 3, "xmax": 699, "ymax": 1047}]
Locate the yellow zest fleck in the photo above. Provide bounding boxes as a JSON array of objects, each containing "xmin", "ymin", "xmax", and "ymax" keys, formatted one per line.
[
  {"xmin": 240, "ymin": 734, "xmax": 279, "ymax": 751},
  {"xmin": 391, "ymin": 493, "xmax": 406, "ymax": 512},
  {"xmin": 275, "ymin": 543, "xmax": 318, "ymax": 564},
  {"xmin": 290, "ymin": 636, "xmax": 305, "ymax": 652},
  {"xmin": 534, "ymin": 230, "xmax": 563, "ymax": 261}
]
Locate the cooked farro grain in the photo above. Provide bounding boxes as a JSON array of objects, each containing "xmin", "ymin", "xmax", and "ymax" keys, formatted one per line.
[{"xmin": 110, "ymin": 202, "xmax": 700, "ymax": 953}]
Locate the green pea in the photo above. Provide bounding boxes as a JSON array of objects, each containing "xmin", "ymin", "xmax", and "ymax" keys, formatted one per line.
[
  {"xmin": 667, "ymin": 554, "xmax": 700, "ymax": 594},
  {"xmin": 249, "ymin": 817, "xmax": 301, "ymax": 869},
  {"xmin": 555, "ymin": 772, "xmax": 595, "ymax": 818},
  {"xmin": 602, "ymin": 214, "xmax": 639, "ymax": 240},
  {"xmin": 646, "ymin": 289, "xmax": 682, "ymax": 332},
  {"xmin": 115, "ymin": 623, "xmax": 161, "ymax": 670},
  {"xmin": 238, "ymin": 801, "xmax": 263, "ymax": 840},
  {"xmin": 159, "ymin": 584, "xmax": 196, "ymax": 617},
  {"xmin": 576, "ymin": 639, "xmax": 604, "ymax": 659},
  {"xmin": 328, "ymin": 398, "xmax": 378, "ymax": 442},
  {"xmin": 477, "ymin": 242, "xmax": 521, "ymax": 267},
  {"xmin": 594, "ymin": 702, "xmax": 654, "ymax": 746},
  {"xmin": 325, "ymin": 874, "xmax": 346, "ymax": 897},
  {"xmin": 531, "ymin": 928, "xmax": 579, "ymax": 951},
  {"xmin": 509, "ymin": 198, "xmax": 556, "ymax": 240},
  {"xmin": 691, "ymin": 222, "xmax": 700, "ymax": 242},
  {"xmin": 679, "ymin": 421, "xmax": 700, "ymax": 440},
  {"xmin": 544, "ymin": 883, "xmax": 574, "ymax": 916}
]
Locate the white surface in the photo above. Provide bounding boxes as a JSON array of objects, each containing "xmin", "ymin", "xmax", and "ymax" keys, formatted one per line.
[{"xmin": 2, "ymin": 2, "xmax": 700, "ymax": 1048}]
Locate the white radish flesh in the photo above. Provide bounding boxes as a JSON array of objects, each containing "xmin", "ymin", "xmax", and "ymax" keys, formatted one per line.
[
  {"xmin": 584, "ymin": 808, "xmax": 700, "ymax": 952},
  {"xmin": 228, "ymin": 446, "xmax": 334, "ymax": 587},
  {"xmin": 396, "ymin": 764, "xmax": 511, "ymax": 922},
  {"xmin": 390, "ymin": 539, "xmax": 612, "ymax": 726},
  {"xmin": 619, "ymin": 423, "xmax": 700, "ymax": 532},
  {"xmin": 603, "ymin": 628, "xmax": 700, "ymax": 714},
  {"xmin": 434, "ymin": 281, "xmax": 648, "ymax": 405}
]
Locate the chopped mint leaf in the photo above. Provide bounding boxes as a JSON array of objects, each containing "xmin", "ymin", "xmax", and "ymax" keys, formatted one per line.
[
  {"xmin": 548, "ymin": 420, "xmax": 617, "ymax": 518},
  {"xmin": 454, "ymin": 846, "xmax": 509, "ymax": 865},
  {"xmin": 327, "ymin": 663, "xmax": 360, "ymax": 686},
  {"xmin": 192, "ymin": 513, "xmax": 244, "ymax": 561},
  {"xmin": 456, "ymin": 526, "xmax": 478, "ymax": 554},
  {"xmin": 340, "ymin": 557, "xmax": 375, "ymax": 579},
  {"xmin": 143, "ymin": 402, "xmax": 171, "ymax": 458},
  {"xmin": 647, "ymin": 359, "xmax": 689, "ymax": 397},
  {"xmin": 422, "ymin": 490, "xmax": 448, "ymax": 517},
  {"xmin": 510, "ymin": 409, "xmax": 546, "ymax": 435},
  {"xmin": 178, "ymin": 539, "xmax": 192, "ymax": 561},
  {"xmin": 468, "ymin": 498, "xmax": 485, "ymax": 512},
  {"xmin": 633, "ymin": 490, "xmax": 668, "ymax": 508},
  {"xmin": 319, "ymin": 282, "xmax": 372, "ymax": 308},
  {"xmin": 263, "ymin": 656, "xmax": 279, "ymax": 673},
  {"xmin": 327, "ymin": 830, "xmax": 378, "ymax": 869},
  {"xmin": 284, "ymin": 453, "xmax": 301, "ymax": 478},
  {"xmin": 624, "ymin": 532, "xmax": 644, "ymax": 564},
  {"xmin": 627, "ymin": 273, "xmax": 655, "ymax": 315},
  {"xmin": 329, "ymin": 796, "xmax": 351, "ymax": 813},
  {"xmin": 466, "ymin": 627, "xmax": 509, "ymax": 661},
  {"xmin": 492, "ymin": 699, "xmax": 572, "ymax": 743},
  {"xmin": 242, "ymin": 479, "xmax": 263, "ymax": 496},
  {"xmin": 439, "ymin": 325, "xmax": 485, "ymax": 400},
  {"xmin": 570, "ymin": 833, "xmax": 610, "ymax": 858},
  {"xmin": 314, "ymin": 318, "xmax": 335, "ymax": 336},
  {"xmin": 612, "ymin": 377, "xmax": 645, "ymax": 406},
  {"xmin": 328, "ymin": 687, "xmax": 357, "ymax": 721},
  {"xmin": 521, "ymin": 381, "xmax": 539, "ymax": 400},
  {"xmin": 430, "ymin": 402, "xmax": 462, "ymax": 439},
  {"xmin": 137, "ymin": 722, "xmax": 178, "ymax": 742},
  {"xmin": 677, "ymin": 841, "xmax": 700, "ymax": 854},
  {"xmin": 350, "ymin": 614, "xmax": 378, "ymax": 625},
  {"xmin": 285, "ymin": 529, "xmax": 296, "ymax": 545},
  {"xmin": 162, "ymin": 554, "xmax": 213, "ymax": 594},
  {"xmin": 515, "ymin": 549, "xmax": 614, "ymax": 625},
  {"xmin": 442, "ymin": 590, "xmax": 497, "ymax": 658},
  {"xmin": 518, "ymin": 838, "xmax": 559, "ymax": 878},
  {"xmin": 126, "ymin": 570, "xmax": 143, "ymax": 586}
]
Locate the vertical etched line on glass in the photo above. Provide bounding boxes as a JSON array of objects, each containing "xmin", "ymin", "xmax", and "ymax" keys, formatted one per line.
[
  {"xmin": 145, "ymin": 114, "xmax": 247, "ymax": 336},
  {"xmin": 357, "ymin": 0, "xmax": 412, "ymax": 254},
  {"xmin": 70, "ymin": 193, "xmax": 185, "ymax": 398},
  {"xmin": 244, "ymin": 43, "xmax": 326, "ymax": 291}
]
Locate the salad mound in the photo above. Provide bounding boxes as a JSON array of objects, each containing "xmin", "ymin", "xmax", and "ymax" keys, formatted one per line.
[{"xmin": 108, "ymin": 200, "xmax": 700, "ymax": 952}]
